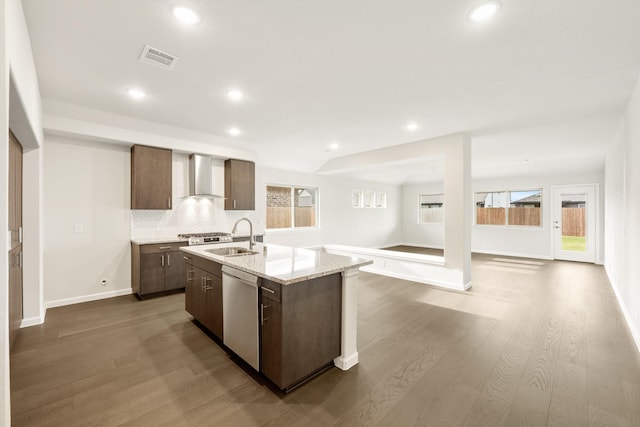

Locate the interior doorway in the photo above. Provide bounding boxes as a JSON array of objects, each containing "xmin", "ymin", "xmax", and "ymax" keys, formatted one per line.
[
  {"xmin": 552, "ymin": 184, "xmax": 597, "ymax": 263},
  {"xmin": 8, "ymin": 130, "xmax": 23, "ymax": 348}
]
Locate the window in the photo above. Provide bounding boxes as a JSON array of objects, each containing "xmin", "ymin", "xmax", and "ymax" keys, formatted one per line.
[
  {"xmin": 419, "ymin": 194, "xmax": 444, "ymax": 224},
  {"xmin": 376, "ymin": 192, "xmax": 387, "ymax": 208},
  {"xmin": 266, "ymin": 185, "xmax": 318, "ymax": 229},
  {"xmin": 352, "ymin": 191, "xmax": 363, "ymax": 208},
  {"xmin": 475, "ymin": 189, "xmax": 541, "ymax": 226},
  {"xmin": 363, "ymin": 191, "xmax": 375, "ymax": 208}
]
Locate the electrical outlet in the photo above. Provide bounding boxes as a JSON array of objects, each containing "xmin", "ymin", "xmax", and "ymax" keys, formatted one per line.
[
  {"xmin": 100, "ymin": 279, "xmax": 108, "ymax": 286},
  {"xmin": 74, "ymin": 223, "xmax": 84, "ymax": 234}
]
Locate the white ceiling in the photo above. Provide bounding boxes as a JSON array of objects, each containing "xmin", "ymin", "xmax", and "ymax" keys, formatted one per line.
[{"xmin": 21, "ymin": 0, "xmax": 640, "ymax": 184}]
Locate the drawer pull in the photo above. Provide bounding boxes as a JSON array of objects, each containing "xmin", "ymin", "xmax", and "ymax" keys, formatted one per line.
[
  {"xmin": 261, "ymin": 287, "xmax": 276, "ymax": 294},
  {"xmin": 159, "ymin": 246, "xmax": 172, "ymax": 250}
]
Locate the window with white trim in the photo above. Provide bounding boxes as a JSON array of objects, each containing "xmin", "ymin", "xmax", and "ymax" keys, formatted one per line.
[
  {"xmin": 419, "ymin": 194, "xmax": 444, "ymax": 224},
  {"xmin": 266, "ymin": 185, "xmax": 318, "ymax": 230},
  {"xmin": 475, "ymin": 189, "xmax": 542, "ymax": 226}
]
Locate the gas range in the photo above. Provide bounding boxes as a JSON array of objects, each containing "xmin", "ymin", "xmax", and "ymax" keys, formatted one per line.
[{"xmin": 178, "ymin": 232, "xmax": 233, "ymax": 246}]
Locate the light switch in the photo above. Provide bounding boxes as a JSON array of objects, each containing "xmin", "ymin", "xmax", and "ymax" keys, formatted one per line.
[{"xmin": 74, "ymin": 223, "xmax": 84, "ymax": 234}]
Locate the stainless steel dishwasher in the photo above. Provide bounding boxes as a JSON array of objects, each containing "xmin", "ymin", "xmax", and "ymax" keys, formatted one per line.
[{"xmin": 222, "ymin": 265, "xmax": 259, "ymax": 370}]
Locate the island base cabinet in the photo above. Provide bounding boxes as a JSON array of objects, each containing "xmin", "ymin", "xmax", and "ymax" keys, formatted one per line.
[
  {"xmin": 260, "ymin": 273, "xmax": 342, "ymax": 391},
  {"xmin": 185, "ymin": 255, "xmax": 223, "ymax": 340}
]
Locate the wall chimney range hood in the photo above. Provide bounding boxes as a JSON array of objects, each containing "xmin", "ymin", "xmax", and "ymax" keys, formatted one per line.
[{"xmin": 189, "ymin": 154, "xmax": 223, "ymax": 198}]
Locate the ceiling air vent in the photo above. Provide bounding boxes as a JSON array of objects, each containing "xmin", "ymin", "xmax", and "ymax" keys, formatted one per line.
[{"xmin": 138, "ymin": 45, "xmax": 179, "ymax": 70}]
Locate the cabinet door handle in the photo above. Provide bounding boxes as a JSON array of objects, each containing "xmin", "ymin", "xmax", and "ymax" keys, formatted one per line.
[
  {"xmin": 203, "ymin": 276, "xmax": 212, "ymax": 291},
  {"xmin": 167, "ymin": 254, "xmax": 171, "ymax": 266},
  {"xmin": 261, "ymin": 286, "xmax": 275, "ymax": 294},
  {"xmin": 168, "ymin": 197, "xmax": 171, "ymax": 209},
  {"xmin": 161, "ymin": 255, "xmax": 165, "ymax": 267},
  {"xmin": 233, "ymin": 199, "xmax": 236, "ymax": 209},
  {"xmin": 260, "ymin": 303, "xmax": 270, "ymax": 325},
  {"xmin": 187, "ymin": 269, "xmax": 194, "ymax": 282},
  {"xmin": 19, "ymin": 226, "xmax": 23, "ymax": 244}
]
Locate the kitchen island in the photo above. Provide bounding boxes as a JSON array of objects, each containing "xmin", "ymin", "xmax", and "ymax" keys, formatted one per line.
[{"xmin": 181, "ymin": 242, "xmax": 372, "ymax": 391}]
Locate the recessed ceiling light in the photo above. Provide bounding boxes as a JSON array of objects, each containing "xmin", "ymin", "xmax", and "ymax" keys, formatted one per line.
[
  {"xmin": 227, "ymin": 90, "xmax": 244, "ymax": 102},
  {"xmin": 468, "ymin": 1, "xmax": 501, "ymax": 22},
  {"xmin": 229, "ymin": 127, "xmax": 241, "ymax": 137},
  {"xmin": 406, "ymin": 122, "xmax": 418, "ymax": 131},
  {"xmin": 126, "ymin": 88, "xmax": 146, "ymax": 100},
  {"xmin": 326, "ymin": 142, "xmax": 339, "ymax": 152},
  {"xmin": 171, "ymin": 5, "xmax": 201, "ymax": 25}
]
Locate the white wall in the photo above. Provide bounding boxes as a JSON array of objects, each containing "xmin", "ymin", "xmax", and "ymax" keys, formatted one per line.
[
  {"xmin": 605, "ymin": 78, "xmax": 640, "ymax": 350},
  {"xmin": 402, "ymin": 170, "xmax": 605, "ymax": 261},
  {"xmin": 1, "ymin": 0, "xmax": 10, "ymax": 421},
  {"xmin": 43, "ymin": 136, "xmax": 132, "ymax": 306},
  {"xmin": 2, "ymin": 0, "xmax": 43, "ymax": 422},
  {"xmin": 261, "ymin": 167, "xmax": 402, "ymax": 249}
]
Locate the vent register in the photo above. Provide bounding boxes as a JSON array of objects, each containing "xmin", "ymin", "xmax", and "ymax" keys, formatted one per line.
[{"xmin": 139, "ymin": 45, "xmax": 179, "ymax": 70}]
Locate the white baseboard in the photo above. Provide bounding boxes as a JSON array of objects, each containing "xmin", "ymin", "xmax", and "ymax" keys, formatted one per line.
[
  {"xmin": 44, "ymin": 288, "xmax": 133, "ymax": 310},
  {"xmin": 605, "ymin": 265, "xmax": 640, "ymax": 352},
  {"xmin": 20, "ymin": 313, "xmax": 45, "ymax": 328}
]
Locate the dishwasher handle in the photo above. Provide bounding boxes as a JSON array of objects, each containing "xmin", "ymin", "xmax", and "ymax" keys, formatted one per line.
[{"xmin": 222, "ymin": 265, "xmax": 258, "ymax": 286}]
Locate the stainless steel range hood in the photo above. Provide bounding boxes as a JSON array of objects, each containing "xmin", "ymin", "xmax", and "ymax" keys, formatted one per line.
[{"xmin": 189, "ymin": 154, "xmax": 223, "ymax": 198}]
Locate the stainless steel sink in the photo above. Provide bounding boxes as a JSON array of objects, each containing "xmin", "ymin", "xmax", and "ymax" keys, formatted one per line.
[{"xmin": 205, "ymin": 247, "xmax": 259, "ymax": 257}]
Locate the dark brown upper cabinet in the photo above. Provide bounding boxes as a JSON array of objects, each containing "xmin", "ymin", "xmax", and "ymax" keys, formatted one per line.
[
  {"xmin": 131, "ymin": 144, "xmax": 172, "ymax": 210},
  {"xmin": 224, "ymin": 159, "xmax": 255, "ymax": 210}
]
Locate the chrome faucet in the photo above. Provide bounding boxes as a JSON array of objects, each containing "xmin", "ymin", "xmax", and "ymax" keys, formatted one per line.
[{"xmin": 232, "ymin": 217, "xmax": 254, "ymax": 250}]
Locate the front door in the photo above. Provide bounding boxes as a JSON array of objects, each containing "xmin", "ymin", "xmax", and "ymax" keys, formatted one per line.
[{"xmin": 552, "ymin": 184, "xmax": 597, "ymax": 263}]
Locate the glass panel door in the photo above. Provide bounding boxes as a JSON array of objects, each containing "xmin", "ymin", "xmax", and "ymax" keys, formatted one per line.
[{"xmin": 552, "ymin": 185, "xmax": 596, "ymax": 263}]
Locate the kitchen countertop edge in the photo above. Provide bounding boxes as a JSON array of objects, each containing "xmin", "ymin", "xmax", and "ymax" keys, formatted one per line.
[{"xmin": 181, "ymin": 244, "xmax": 373, "ymax": 285}]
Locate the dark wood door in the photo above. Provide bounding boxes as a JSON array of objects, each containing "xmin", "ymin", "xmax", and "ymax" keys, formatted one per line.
[
  {"xmin": 139, "ymin": 253, "xmax": 166, "ymax": 294},
  {"xmin": 260, "ymin": 295, "xmax": 282, "ymax": 386},
  {"xmin": 165, "ymin": 250, "xmax": 186, "ymax": 291},
  {"xmin": 8, "ymin": 246, "xmax": 22, "ymax": 347},
  {"xmin": 204, "ymin": 274, "xmax": 223, "ymax": 339},
  {"xmin": 224, "ymin": 159, "xmax": 255, "ymax": 210},
  {"xmin": 8, "ymin": 131, "xmax": 23, "ymax": 349},
  {"xmin": 185, "ymin": 263, "xmax": 195, "ymax": 315},
  {"xmin": 190, "ymin": 268, "xmax": 207, "ymax": 324},
  {"xmin": 131, "ymin": 144, "xmax": 172, "ymax": 210}
]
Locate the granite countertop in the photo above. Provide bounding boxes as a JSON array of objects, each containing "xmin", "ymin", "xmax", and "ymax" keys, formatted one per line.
[{"xmin": 181, "ymin": 242, "xmax": 373, "ymax": 285}]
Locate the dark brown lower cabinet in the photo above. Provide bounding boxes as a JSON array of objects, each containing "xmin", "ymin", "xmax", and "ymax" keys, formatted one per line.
[
  {"xmin": 184, "ymin": 255, "xmax": 223, "ymax": 339},
  {"xmin": 260, "ymin": 273, "xmax": 342, "ymax": 391},
  {"xmin": 132, "ymin": 243, "xmax": 187, "ymax": 297}
]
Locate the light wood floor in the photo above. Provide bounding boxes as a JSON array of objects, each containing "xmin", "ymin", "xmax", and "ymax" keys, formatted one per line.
[{"xmin": 10, "ymin": 253, "xmax": 640, "ymax": 426}]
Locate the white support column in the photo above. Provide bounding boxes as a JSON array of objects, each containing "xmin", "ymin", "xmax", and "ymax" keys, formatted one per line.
[
  {"xmin": 334, "ymin": 267, "xmax": 359, "ymax": 370},
  {"xmin": 443, "ymin": 134, "xmax": 472, "ymax": 289}
]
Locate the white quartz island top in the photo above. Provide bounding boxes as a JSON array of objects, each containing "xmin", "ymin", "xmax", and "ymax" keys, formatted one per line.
[{"xmin": 181, "ymin": 242, "xmax": 373, "ymax": 285}]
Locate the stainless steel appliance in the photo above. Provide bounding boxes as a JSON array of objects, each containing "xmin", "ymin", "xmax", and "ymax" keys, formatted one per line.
[
  {"xmin": 188, "ymin": 154, "xmax": 223, "ymax": 198},
  {"xmin": 178, "ymin": 232, "xmax": 233, "ymax": 246},
  {"xmin": 221, "ymin": 265, "xmax": 260, "ymax": 370}
]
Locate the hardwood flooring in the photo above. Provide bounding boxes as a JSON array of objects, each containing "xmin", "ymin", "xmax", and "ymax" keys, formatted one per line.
[{"xmin": 10, "ymin": 252, "xmax": 640, "ymax": 426}]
